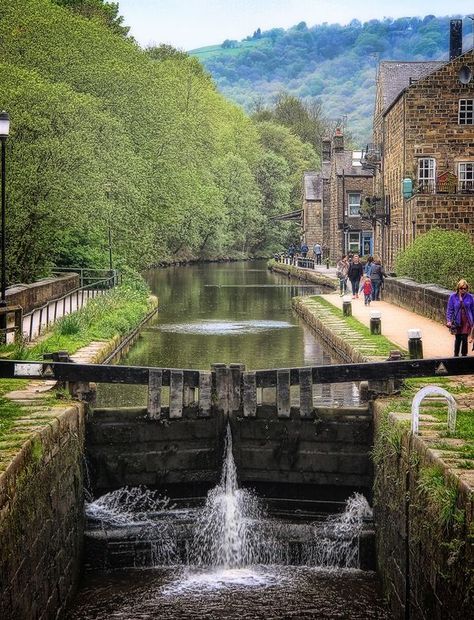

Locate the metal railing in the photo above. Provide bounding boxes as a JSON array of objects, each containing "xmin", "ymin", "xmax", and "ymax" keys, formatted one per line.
[
  {"xmin": 21, "ymin": 274, "xmax": 117, "ymax": 343},
  {"xmin": 52, "ymin": 267, "xmax": 120, "ymax": 289}
]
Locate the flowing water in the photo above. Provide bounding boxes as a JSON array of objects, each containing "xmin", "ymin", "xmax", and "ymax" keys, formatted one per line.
[
  {"xmin": 70, "ymin": 426, "xmax": 388, "ymax": 619},
  {"xmin": 71, "ymin": 262, "xmax": 387, "ymax": 617}
]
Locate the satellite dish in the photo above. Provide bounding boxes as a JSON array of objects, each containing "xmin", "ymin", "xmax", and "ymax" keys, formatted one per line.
[{"xmin": 459, "ymin": 65, "xmax": 472, "ymax": 84}]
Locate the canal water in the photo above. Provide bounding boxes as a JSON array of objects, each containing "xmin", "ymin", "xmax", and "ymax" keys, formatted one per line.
[
  {"xmin": 98, "ymin": 260, "xmax": 357, "ymax": 407},
  {"xmin": 72, "ymin": 261, "xmax": 388, "ymax": 618}
]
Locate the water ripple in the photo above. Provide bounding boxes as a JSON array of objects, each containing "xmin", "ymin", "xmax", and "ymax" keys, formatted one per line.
[{"xmin": 156, "ymin": 320, "xmax": 294, "ymax": 335}]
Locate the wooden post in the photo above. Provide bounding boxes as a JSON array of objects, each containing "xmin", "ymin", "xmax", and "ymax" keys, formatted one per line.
[
  {"xmin": 212, "ymin": 363, "xmax": 229, "ymax": 417},
  {"xmin": 147, "ymin": 369, "xmax": 162, "ymax": 419},
  {"xmin": 169, "ymin": 370, "xmax": 184, "ymax": 418},
  {"xmin": 229, "ymin": 363, "xmax": 244, "ymax": 414},
  {"xmin": 198, "ymin": 371, "xmax": 212, "ymax": 417},
  {"xmin": 299, "ymin": 367, "xmax": 313, "ymax": 417},
  {"xmin": 242, "ymin": 371, "xmax": 257, "ymax": 417},
  {"xmin": 277, "ymin": 369, "xmax": 291, "ymax": 418}
]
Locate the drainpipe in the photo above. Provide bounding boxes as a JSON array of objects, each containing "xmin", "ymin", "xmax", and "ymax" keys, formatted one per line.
[{"xmin": 342, "ymin": 169, "xmax": 346, "ymax": 254}]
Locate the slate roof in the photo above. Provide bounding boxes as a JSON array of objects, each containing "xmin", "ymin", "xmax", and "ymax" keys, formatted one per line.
[
  {"xmin": 334, "ymin": 151, "xmax": 373, "ymax": 177},
  {"xmin": 378, "ymin": 61, "xmax": 444, "ymax": 112},
  {"xmin": 303, "ymin": 172, "xmax": 323, "ymax": 200}
]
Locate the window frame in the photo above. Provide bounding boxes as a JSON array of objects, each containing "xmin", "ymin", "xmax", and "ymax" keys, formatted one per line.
[
  {"xmin": 458, "ymin": 161, "xmax": 474, "ymax": 192},
  {"xmin": 459, "ymin": 99, "xmax": 474, "ymax": 125},
  {"xmin": 417, "ymin": 157, "xmax": 436, "ymax": 193},
  {"xmin": 347, "ymin": 192, "xmax": 361, "ymax": 217},
  {"xmin": 347, "ymin": 231, "xmax": 361, "ymax": 254}
]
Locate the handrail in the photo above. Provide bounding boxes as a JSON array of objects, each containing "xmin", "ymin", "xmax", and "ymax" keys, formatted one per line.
[{"xmin": 21, "ymin": 275, "xmax": 117, "ymax": 341}]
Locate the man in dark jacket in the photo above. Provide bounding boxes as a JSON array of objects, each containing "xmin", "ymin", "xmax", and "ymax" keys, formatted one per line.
[{"xmin": 348, "ymin": 254, "xmax": 363, "ymax": 298}]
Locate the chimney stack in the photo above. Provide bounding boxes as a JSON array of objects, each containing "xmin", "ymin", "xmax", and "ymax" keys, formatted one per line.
[
  {"xmin": 332, "ymin": 128, "xmax": 344, "ymax": 153},
  {"xmin": 322, "ymin": 138, "xmax": 332, "ymax": 161},
  {"xmin": 449, "ymin": 19, "xmax": 462, "ymax": 61}
]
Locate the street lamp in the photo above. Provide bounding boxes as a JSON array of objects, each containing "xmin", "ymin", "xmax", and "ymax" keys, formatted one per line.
[{"xmin": 0, "ymin": 111, "xmax": 10, "ymax": 342}]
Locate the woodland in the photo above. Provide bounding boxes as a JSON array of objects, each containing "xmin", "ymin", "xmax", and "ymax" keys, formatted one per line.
[
  {"xmin": 191, "ymin": 15, "xmax": 466, "ymax": 144},
  {"xmin": 0, "ymin": 0, "xmax": 323, "ymax": 282}
]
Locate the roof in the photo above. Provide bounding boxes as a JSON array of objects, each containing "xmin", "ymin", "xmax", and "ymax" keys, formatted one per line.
[
  {"xmin": 378, "ymin": 61, "xmax": 444, "ymax": 112},
  {"xmin": 303, "ymin": 172, "xmax": 323, "ymax": 200},
  {"xmin": 334, "ymin": 151, "xmax": 373, "ymax": 177}
]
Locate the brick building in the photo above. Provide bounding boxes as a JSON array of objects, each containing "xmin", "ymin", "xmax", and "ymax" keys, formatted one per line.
[
  {"xmin": 366, "ymin": 19, "xmax": 474, "ymax": 269},
  {"xmin": 303, "ymin": 130, "xmax": 373, "ymax": 260}
]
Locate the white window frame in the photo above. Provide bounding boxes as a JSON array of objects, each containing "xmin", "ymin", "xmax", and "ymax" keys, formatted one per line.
[
  {"xmin": 348, "ymin": 192, "xmax": 361, "ymax": 216},
  {"xmin": 459, "ymin": 99, "xmax": 474, "ymax": 125},
  {"xmin": 458, "ymin": 162, "xmax": 474, "ymax": 192},
  {"xmin": 348, "ymin": 231, "xmax": 360, "ymax": 254},
  {"xmin": 417, "ymin": 158, "xmax": 436, "ymax": 193}
]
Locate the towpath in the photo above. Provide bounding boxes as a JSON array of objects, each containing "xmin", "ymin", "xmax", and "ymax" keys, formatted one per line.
[{"xmin": 307, "ymin": 265, "xmax": 463, "ymax": 359}]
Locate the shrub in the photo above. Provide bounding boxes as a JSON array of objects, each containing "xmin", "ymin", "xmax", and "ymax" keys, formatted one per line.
[{"xmin": 394, "ymin": 229, "xmax": 474, "ymax": 290}]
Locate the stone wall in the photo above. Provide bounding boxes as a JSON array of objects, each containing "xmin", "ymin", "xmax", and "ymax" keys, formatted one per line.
[
  {"xmin": 0, "ymin": 404, "xmax": 85, "ymax": 620},
  {"xmin": 373, "ymin": 404, "xmax": 474, "ymax": 619},
  {"xmin": 7, "ymin": 273, "xmax": 79, "ymax": 313},
  {"xmin": 383, "ymin": 277, "xmax": 450, "ymax": 324},
  {"xmin": 87, "ymin": 405, "xmax": 373, "ymax": 502}
]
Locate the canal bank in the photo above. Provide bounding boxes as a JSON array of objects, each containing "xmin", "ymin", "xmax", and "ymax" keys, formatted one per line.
[
  {"xmin": 287, "ymin": 280, "xmax": 474, "ymax": 618},
  {"xmin": 0, "ymin": 292, "xmax": 158, "ymax": 619}
]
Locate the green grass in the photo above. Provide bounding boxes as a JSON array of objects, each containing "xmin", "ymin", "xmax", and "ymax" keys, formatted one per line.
[
  {"xmin": 0, "ymin": 279, "xmax": 153, "ymax": 361},
  {"xmin": 303, "ymin": 294, "xmax": 404, "ymax": 358},
  {"xmin": 0, "ymin": 278, "xmax": 154, "ymax": 441}
]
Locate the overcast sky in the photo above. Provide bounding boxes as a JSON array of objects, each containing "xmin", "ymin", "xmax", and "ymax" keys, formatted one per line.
[{"xmin": 117, "ymin": 0, "xmax": 472, "ymax": 50}]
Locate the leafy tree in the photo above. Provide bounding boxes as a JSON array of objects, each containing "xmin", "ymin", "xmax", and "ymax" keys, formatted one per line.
[{"xmin": 52, "ymin": 0, "xmax": 129, "ymax": 36}]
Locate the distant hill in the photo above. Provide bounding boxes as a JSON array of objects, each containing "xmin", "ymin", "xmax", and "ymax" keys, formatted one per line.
[{"xmin": 189, "ymin": 15, "xmax": 469, "ymax": 145}]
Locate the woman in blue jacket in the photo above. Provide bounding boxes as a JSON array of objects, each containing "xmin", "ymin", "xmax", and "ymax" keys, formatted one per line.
[{"xmin": 446, "ymin": 279, "xmax": 474, "ymax": 357}]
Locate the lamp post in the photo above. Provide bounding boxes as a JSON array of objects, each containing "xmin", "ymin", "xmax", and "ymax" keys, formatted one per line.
[{"xmin": 0, "ymin": 111, "xmax": 10, "ymax": 342}]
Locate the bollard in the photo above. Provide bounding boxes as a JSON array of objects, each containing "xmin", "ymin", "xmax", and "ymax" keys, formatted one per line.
[
  {"xmin": 326, "ymin": 258, "xmax": 329, "ymax": 269},
  {"xmin": 408, "ymin": 328, "xmax": 423, "ymax": 359},
  {"xmin": 342, "ymin": 294, "xmax": 352, "ymax": 316},
  {"xmin": 370, "ymin": 310, "xmax": 382, "ymax": 335}
]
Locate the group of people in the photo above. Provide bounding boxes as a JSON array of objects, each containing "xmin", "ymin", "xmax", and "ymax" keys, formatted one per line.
[
  {"xmin": 287, "ymin": 242, "xmax": 323, "ymax": 264},
  {"xmin": 446, "ymin": 279, "xmax": 474, "ymax": 357},
  {"xmin": 336, "ymin": 254, "xmax": 385, "ymax": 305}
]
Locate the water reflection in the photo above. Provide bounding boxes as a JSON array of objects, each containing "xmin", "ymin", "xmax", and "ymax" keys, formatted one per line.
[{"xmin": 97, "ymin": 261, "xmax": 358, "ymax": 407}]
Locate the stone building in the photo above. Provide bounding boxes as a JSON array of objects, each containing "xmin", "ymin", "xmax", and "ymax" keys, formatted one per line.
[
  {"xmin": 366, "ymin": 19, "xmax": 474, "ymax": 269},
  {"xmin": 302, "ymin": 130, "xmax": 373, "ymax": 260}
]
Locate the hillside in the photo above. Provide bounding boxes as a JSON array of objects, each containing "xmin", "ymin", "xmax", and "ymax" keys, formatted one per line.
[{"xmin": 190, "ymin": 16, "xmax": 469, "ymax": 145}]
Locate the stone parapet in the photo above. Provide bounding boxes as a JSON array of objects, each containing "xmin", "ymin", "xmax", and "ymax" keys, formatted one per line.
[
  {"xmin": 383, "ymin": 277, "xmax": 450, "ymax": 324},
  {"xmin": 6, "ymin": 273, "xmax": 80, "ymax": 314}
]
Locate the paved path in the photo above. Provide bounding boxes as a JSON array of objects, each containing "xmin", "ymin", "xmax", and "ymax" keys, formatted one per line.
[{"xmin": 309, "ymin": 265, "xmax": 463, "ymax": 359}]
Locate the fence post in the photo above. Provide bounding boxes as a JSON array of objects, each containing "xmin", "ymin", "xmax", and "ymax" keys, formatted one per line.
[
  {"xmin": 242, "ymin": 371, "xmax": 257, "ymax": 417},
  {"xmin": 212, "ymin": 363, "xmax": 229, "ymax": 417},
  {"xmin": 198, "ymin": 371, "xmax": 212, "ymax": 417},
  {"xmin": 229, "ymin": 363, "xmax": 245, "ymax": 415},
  {"xmin": 169, "ymin": 370, "xmax": 184, "ymax": 418},
  {"xmin": 277, "ymin": 369, "xmax": 291, "ymax": 418},
  {"xmin": 147, "ymin": 369, "xmax": 162, "ymax": 419}
]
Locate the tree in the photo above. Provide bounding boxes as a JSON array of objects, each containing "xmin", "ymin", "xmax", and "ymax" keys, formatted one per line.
[{"xmin": 52, "ymin": 0, "xmax": 129, "ymax": 37}]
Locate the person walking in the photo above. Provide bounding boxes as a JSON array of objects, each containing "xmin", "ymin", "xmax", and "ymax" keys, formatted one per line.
[
  {"xmin": 446, "ymin": 279, "xmax": 474, "ymax": 357},
  {"xmin": 359, "ymin": 275, "xmax": 373, "ymax": 306},
  {"xmin": 348, "ymin": 253, "xmax": 363, "ymax": 298},
  {"xmin": 370, "ymin": 257, "xmax": 386, "ymax": 301},
  {"xmin": 336, "ymin": 255, "xmax": 349, "ymax": 296},
  {"xmin": 301, "ymin": 242, "xmax": 309, "ymax": 258},
  {"xmin": 364, "ymin": 255, "xmax": 374, "ymax": 276},
  {"xmin": 313, "ymin": 242, "xmax": 322, "ymax": 265}
]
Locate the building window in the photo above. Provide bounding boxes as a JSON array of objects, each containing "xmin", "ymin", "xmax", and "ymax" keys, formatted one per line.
[
  {"xmin": 459, "ymin": 99, "xmax": 474, "ymax": 125},
  {"xmin": 348, "ymin": 231, "xmax": 360, "ymax": 254},
  {"xmin": 458, "ymin": 162, "xmax": 474, "ymax": 192},
  {"xmin": 348, "ymin": 192, "xmax": 361, "ymax": 216},
  {"xmin": 417, "ymin": 158, "xmax": 435, "ymax": 193}
]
